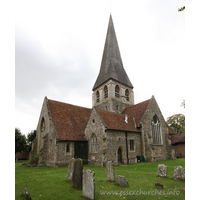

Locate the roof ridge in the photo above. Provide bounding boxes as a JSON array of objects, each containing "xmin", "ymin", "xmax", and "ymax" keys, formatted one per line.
[{"xmin": 47, "ymin": 98, "xmax": 91, "ymax": 110}]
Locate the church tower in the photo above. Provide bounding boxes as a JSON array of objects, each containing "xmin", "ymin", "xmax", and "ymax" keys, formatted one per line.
[{"xmin": 92, "ymin": 15, "xmax": 134, "ymax": 113}]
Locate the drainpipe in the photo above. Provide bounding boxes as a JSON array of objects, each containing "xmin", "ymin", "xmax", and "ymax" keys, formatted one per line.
[{"xmin": 125, "ymin": 132, "xmax": 129, "ymax": 164}]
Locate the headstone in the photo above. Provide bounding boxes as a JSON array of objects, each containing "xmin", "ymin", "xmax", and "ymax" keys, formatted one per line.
[
  {"xmin": 22, "ymin": 188, "xmax": 27, "ymax": 195},
  {"xmin": 117, "ymin": 175, "xmax": 129, "ymax": 187},
  {"xmin": 82, "ymin": 169, "xmax": 95, "ymax": 200},
  {"xmin": 66, "ymin": 158, "xmax": 75, "ymax": 181},
  {"xmin": 155, "ymin": 182, "xmax": 164, "ymax": 189},
  {"xmin": 22, "ymin": 188, "xmax": 32, "ymax": 200},
  {"xmin": 107, "ymin": 161, "xmax": 115, "ymax": 181},
  {"xmin": 173, "ymin": 166, "xmax": 185, "ymax": 181},
  {"xmin": 73, "ymin": 158, "xmax": 83, "ymax": 189},
  {"xmin": 157, "ymin": 164, "xmax": 167, "ymax": 178}
]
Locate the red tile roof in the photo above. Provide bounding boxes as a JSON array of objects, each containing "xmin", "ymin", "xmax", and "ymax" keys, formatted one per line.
[
  {"xmin": 48, "ymin": 99, "xmax": 91, "ymax": 141},
  {"xmin": 122, "ymin": 99, "xmax": 151, "ymax": 127},
  {"xmin": 171, "ymin": 134, "xmax": 185, "ymax": 144},
  {"xmin": 97, "ymin": 109, "xmax": 140, "ymax": 132}
]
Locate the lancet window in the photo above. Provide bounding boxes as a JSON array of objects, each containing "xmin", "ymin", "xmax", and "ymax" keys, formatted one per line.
[
  {"xmin": 151, "ymin": 115, "xmax": 162, "ymax": 145},
  {"xmin": 90, "ymin": 134, "xmax": 98, "ymax": 153}
]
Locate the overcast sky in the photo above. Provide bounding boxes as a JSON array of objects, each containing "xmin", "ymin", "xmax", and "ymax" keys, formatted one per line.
[{"xmin": 15, "ymin": 0, "xmax": 186, "ymax": 135}]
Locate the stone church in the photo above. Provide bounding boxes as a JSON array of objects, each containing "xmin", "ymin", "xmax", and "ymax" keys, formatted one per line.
[{"xmin": 30, "ymin": 15, "xmax": 176, "ymax": 167}]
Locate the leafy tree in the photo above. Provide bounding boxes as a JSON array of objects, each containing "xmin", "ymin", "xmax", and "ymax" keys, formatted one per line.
[
  {"xmin": 15, "ymin": 128, "xmax": 27, "ymax": 154},
  {"xmin": 27, "ymin": 130, "xmax": 36, "ymax": 151},
  {"xmin": 181, "ymin": 100, "xmax": 185, "ymax": 108},
  {"xmin": 166, "ymin": 114, "xmax": 185, "ymax": 134}
]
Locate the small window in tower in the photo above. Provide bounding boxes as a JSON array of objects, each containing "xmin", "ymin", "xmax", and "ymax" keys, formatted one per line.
[
  {"xmin": 105, "ymin": 106, "xmax": 107, "ymax": 110},
  {"xmin": 125, "ymin": 89, "xmax": 129, "ymax": 101},
  {"xmin": 130, "ymin": 140, "xmax": 134, "ymax": 151},
  {"xmin": 104, "ymin": 86, "xmax": 108, "ymax": 99},
  {"xmin": 115, "ymin": 85, "xmax": 120, "ymax": 97},
  {"xmin": 116, "ymin": 105, "xmax": 119, "ymax": 111},
  {"xmin": 93, "ymin": 119, "xmax": 95, "ymax": 123},
  {"xmin": 96, "ymin": 91, "xmax": 100, "ymax": 103}
]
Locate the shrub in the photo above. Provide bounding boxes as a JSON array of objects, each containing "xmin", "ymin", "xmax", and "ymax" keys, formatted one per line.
[{"xmin": 29, "ymin": 154, "xmax": 39, "ymax": 165}]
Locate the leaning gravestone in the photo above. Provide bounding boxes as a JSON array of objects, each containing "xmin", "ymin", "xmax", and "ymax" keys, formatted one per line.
[
  {"xmin": 73, "ymin": 158, "xmax": 83, "ymax": 189},
  {"xmin": 82, "ymin": 169, "xmax": 95, "ymax": 200},
  {"xmin": 107, "ymin": 161, "xmax": 115, "ymax": 181},
  {"xmin": 155, "ymin": 182, "xmax": 164, "ymax": 189},
  {"xmin": 66, "ymin": 158, "xmax": 75, "ymax": 181},
  {"xmin": 173, "ymin": 166, "xmax": 185, "ymax": 181},
  {"xmin": 117, "ymin": 175, "xmax": 129, "ymax": 187},
  {"xmin": 157, "ymin": 164, "xmax": 167, "ymax": 178}
]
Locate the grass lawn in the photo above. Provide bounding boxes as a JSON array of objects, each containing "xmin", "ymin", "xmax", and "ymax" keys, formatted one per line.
[{"xmin": 15, "ymin": 158, "xmax": 185, "ymax": 200}]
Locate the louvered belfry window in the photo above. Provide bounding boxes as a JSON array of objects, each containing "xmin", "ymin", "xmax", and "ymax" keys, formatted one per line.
[
  {"xmin": 151, "ymin": 115, "xmax": 162, "ymax": 145},
  {"xmin": 96, "ymin": 91, "xmax": 100, "ymax": 103},
  {"xmin": 115, "ymin": 85, "xmax": 120, "ymax": 97},
  {"xmin": 104, "ymin": 86, "xmax": 108, "ymax": 99},
  {"xmin": 125, "ymin": 89, "xmax": 129, "ymax": 101}
]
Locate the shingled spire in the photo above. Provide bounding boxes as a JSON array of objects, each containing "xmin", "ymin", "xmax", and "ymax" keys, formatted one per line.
[{"xmin": 93, "ymin": 14, "xmax": 133, "ymax": 91}]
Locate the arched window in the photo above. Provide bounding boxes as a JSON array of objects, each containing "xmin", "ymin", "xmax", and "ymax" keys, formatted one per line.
[
  {"xmin": 104, "ymin": 85, "xmax": 108, "ymax": 99},
  {"xmin": 151, "ymin": 115, "xmax": 162, "ymax": 145},
  {"xmin": 39, "ymin": 118, "xmax": 45, "ymax": 150},
  {"xmin": 115, "ymin": 85, "xmax": 120, "ymax": 97},
  {"xmin": 125, "ymin": 89, "xmax": 129, "ymax": 101},
  {"xmin": 96, "ymin": 91, "xmax": 100, "ymax": 103},
  {"xmin": 90, "ymin": 134, "xmax": 98, "ymax": 153}
]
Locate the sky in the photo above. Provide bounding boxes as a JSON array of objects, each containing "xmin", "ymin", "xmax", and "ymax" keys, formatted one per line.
[{"xmin": 15, "ymin": 0, "xmax": 186, "ymax": 135}]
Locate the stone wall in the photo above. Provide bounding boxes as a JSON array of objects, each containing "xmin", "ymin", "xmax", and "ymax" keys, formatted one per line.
[
  {"xmin": 92, "ymin": 79, "xmax": 134, "ymax": 114},
  {"xmin": 85, "ymin": 108, "xmax": 142, "ymax": 166},
  {"xmin": 141, "ymin": 96, "xmax": 174, "ymax": 162}
]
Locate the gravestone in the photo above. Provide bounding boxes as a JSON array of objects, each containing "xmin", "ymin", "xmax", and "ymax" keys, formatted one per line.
[
  {"xmin": 82, "ymin": 169, "xmax": 95, "ymax": 200},
  {"xmin": 106, "ymin": 161, "xmax": 115, "ymax": 181},
  {"xmin": 155, "ymin": 182, "xmax": 164, "ymax": 189},
  {"xmin": 22, "ymin": 188, "xmax": 32, "ymax": 200},
  {"xmin": 73, "ymin": 158, "xmax": 83, "ymax": 189},
  {"xmin": 157, "ymin": 164, "xmax": 167, "ymax": 178},
  {"xmin": 117, "ymin": 175, "xmax": 129, "ymax": 187},
  {"xmin": 66, "ymin": 158, "xmax": 75, "ymax": 181},
  {"xmin": 173, "ymin": 166, "xmax": 185, "ymax": 181}
]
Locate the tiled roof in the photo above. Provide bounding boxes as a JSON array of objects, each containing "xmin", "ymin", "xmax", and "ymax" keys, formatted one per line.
[
  {"xmin": 122, "ymin": 99, "xmax": 151, "ymax": 127},
  {"xmin": 48, "ymin": 99, "xmax": 91, "ymax": 141},
  {"xmin": 171, "ymin": 134, "xmax": 185, "ymax": 144},
  {"xmin": 97, "ymin": 109, "xmax": 140, "ymax": 132}
]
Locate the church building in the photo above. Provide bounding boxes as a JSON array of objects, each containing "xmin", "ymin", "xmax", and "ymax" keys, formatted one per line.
[{"xmin": 30, "ymin": 15, "xmax": 176, "ymax": 167}]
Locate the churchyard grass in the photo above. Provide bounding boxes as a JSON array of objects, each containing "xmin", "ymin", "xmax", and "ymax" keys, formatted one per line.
[{"xmin": 15, "ymin": 158, "xmax": 185, "ymax": 200}]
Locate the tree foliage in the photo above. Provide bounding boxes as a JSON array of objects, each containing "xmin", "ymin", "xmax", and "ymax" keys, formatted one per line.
[
  {"xmin": 166, "ymin": 114, "xmax": 185, "ymax": 134},
  {"xmin": 181, "ymin": 100, "xmax": 185, "ymax": 108},
  {"xmin": 27, "ymin": 130, "xmax": 36, "ymax": 151},
  {"xmin": 178, "ymin": 6, "xmax": 185, "ymax": 12},
  {"xmin": 15, "ymin": 128, "xmax": 27, "ymax": 154}
]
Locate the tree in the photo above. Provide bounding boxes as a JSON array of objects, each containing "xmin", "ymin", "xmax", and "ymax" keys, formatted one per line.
[
  {"xmin": 178, "ymin": 6, "xmax": 185, "ymax": 12},
  {"xmin": 166, "ymin": 114, "xmax": 185, "ymax": 134},
  {"xmin": 15, "ymin": 128, "xmax": 27, "ymax": 154},
  {"xmin": 27, "ymin": 130, "xmax": 36, "ymax": 151}
]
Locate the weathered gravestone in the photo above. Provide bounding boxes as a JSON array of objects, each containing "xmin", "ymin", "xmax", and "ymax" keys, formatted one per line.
[
  {"xmin": 66, "ymin": 158, "xmax": 75, "ymax": 181},
  {"xmin": 155, "ymin": 182, "xmax": 164, "ymax": 189},
  {"xmin": 22, "ymin": 188, "xmax": 32, "ymax": 200},
  {"xmin": 107, "ymin": 161, "xmax": 115, "ymax": 181},
  {"xmin": 82, "ymin": 169, "xmax": 95, "ymax": 200},
  {"xmin": 157, "ymin": 164, "xmax": 167, "ymax": 178},
  {"xmin": 73, "ymin": 158, "xmax": 83, "ymax": 189},
  {"xmin": 117, "ymin": 175, "xmax": 129, "ymax": 187},
  {"xmin": 173, "ymin": 166, "xmax": 185, "ymax": 181}
]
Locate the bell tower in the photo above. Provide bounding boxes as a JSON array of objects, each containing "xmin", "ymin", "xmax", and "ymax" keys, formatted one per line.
[{"xmin": 92, "ymin": 15, "xmax": 134, "ymax": 114}]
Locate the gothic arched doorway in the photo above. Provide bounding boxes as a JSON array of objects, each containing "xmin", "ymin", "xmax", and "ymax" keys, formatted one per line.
[{"xmin": 118, "ymin": 148, "xmax": 122, "ymax": 163}]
